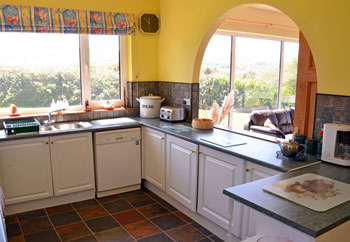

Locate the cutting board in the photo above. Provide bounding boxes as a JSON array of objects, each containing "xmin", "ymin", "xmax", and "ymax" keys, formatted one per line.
[
  {"xmin": 200, "ymin": 136, "xmax": 246, "ymax": 147},
  {"xmin": 263, "ymin": 173, "xmax": 350, "ymax": 211}
]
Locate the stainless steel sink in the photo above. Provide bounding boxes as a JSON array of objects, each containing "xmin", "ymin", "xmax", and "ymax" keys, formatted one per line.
[
  {"xmin": 40, "ymin": 122, "xmax": 91, "ymax": 132},
  {"xmin": 53, "ymin": 122, "xmax": 85, "ymax": 130},
  {"xmin": 39, "ymin": 125, "xmax": 57, "ymax": 132}
]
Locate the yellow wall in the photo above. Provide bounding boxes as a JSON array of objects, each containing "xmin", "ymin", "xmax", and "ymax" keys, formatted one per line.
[
  {"xmin": 1, "ymin": 0, "xmax": 350, "ymax": 95},
  {"xmin": 158, "ymin": 0, "xmax": 350, "ymax": 95},
  {"xmin": 0, "ymin": 0, "xmax": 159, "ymax": 82}
]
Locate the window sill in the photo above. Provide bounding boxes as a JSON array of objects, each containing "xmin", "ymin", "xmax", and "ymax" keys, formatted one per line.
[{"xmin": 0, "ymin": 107, "xmax": 138, "ymax": 121}]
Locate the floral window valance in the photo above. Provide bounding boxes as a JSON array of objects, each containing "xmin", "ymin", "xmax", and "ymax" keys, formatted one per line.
[{"xmin": 0, "ymin": 4, "xmax": 135, "ymax": 35}]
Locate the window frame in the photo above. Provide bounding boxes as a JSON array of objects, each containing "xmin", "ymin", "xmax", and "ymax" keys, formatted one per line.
[
  {"xmin": 201, "ymin": 30, "xmax": 299, "ymax": 128},
  {"xmin": 0, "ymin": 33, "xmax": 127, "ymax": 116}
]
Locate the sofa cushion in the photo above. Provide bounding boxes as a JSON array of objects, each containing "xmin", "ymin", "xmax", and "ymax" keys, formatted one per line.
[
  {"xmin": 275, "ymin": 109, "xmax": 293, "ymax": 134},
  {"xmin": 250, "ymin": 110, "xmax": 279, "ymax": 127}
]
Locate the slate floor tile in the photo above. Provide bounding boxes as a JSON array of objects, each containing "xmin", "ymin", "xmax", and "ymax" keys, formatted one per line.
[
  {"xmin": 166, "ymin": 224, "xmax": 205, "ymax": 242},
  {"xmin": 6, "ymin": 222, "xmax": 22, "ymax": 238},
  {"xmin": 102, "ymin": 199, "xmax": 133, "ymax": 214},
  {"xmin": 191, "ymin": 222, "xmax": 212, "ymax": 236},
  {"xmin": 120, "ymin": 189, "xmax": 145, "ymax": 198},
  {"xmin": 69, "ymin": 235, "xmax": 98, "ymax": 242},
  {"xmin": 124, "ymin": 220, "xmax": 161, "ymax": 239},
  {"xmin": 24, "ymin": 229, "xmax": 60, "ymax": 242},
  {"xmin": 173, "ymin": 211, "xmax": 193, "ymax": 223},
  {"xmin": 56, "ymin": 222, "xmax": 91, "ymax": 241},
  {"xmin": 77, "ymin": 204, "xmax": 108, "ymax": 220},
  {"xmin": 17, "ymin": 209, "xmax": 46, "ymax": 221},
  {"xmin": 97, "ymin": 194, "xmax": 121, "ymax": 204},
  {"xmin": 72, "ymin": 199, "xmax": 98, "ymax": 209},
  {"xmin": 49, "ymin": 210, "xmax": 81, "ymax": 227},
  {"xmin": 137, "ymin": 204, "xmax": 169, "ymax": 218},
  {"xmin": 151, "ymin": 214, "xmax": 186, "ymax": 230},
  {"xmin": 113, "ymin": 209, "xmax": 146, "ymax": 225},
  {"xmin": 197, "ymin": 238, "xmax": 212, "ymax": 242},
  {"xmin": 209, "ymin": 234, "xmax": 225, "ymax": 242},
  {"xmin": 8, "ymin": 235, "xmax": 25, "ymax": 242},
  {"xmin": 95, "ymin": 227, "xmax": 133, "ymax": 242},
  {"xmin": 126, "ymin": 194, "xmax": 156, "ymax": 208},
  {"xmin": 85, "ymin": 215, "xmax": 119, "ymax": 233},
  {"xmin": 5, "ymin": 214, "xmax": 18, "ymax": 224},
  {"xmin": 137, "ymin": 232, "xmax": 173, "ymax": 242},
  {"xmin": 20, "ymin": 216, "xmax": 52, "ymax": 234},
  {"xmin": 46, "ymin": 204, "xmax": 73, "ymax": 215}
]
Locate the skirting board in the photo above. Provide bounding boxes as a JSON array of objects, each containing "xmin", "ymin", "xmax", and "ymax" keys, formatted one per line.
[
  {"xmin": 5, "ymin": 189, "xmax": 95, "ymax": 215},
  {"xmin": 143, "ymin": 180, "xmax": 241, "ymax": 242}
]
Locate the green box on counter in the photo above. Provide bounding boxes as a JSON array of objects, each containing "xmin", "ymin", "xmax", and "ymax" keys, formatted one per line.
[{"xmin": 3, "ymin": 118, "xmax": 40, "ymax": 135}]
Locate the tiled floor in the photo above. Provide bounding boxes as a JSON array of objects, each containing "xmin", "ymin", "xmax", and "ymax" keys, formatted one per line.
[{"xmin": 5, "ymin": 188, "xmax": 224, "ymax": 242}]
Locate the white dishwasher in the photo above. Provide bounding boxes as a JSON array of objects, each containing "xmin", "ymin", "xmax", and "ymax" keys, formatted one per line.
[{"xmin": 94, "ymin": 128, "xmax": 141, "ymax": 198}]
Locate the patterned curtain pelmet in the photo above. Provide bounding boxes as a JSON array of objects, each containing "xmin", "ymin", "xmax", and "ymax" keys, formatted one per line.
[{"xmin": 0, "ymin": 4, "xmax": 135, "ymax": 35}]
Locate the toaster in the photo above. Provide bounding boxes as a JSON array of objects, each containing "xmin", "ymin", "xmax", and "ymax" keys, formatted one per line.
[{"xmin": 160, "ymin": 106, "xmax": 186, "ymax": 122}]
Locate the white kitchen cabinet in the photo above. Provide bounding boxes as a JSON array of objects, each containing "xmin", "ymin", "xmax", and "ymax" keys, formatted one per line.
[
  {"xmin": 142, "ymin": 127, "xmax": 166, "ymax": 190},
  {"xmin": 50, "ymin": 132, "xmax": 95, "ymax": 196},
  {"xmin": 198, "ymin": 146, "xmax": 244, "ymax": 236},
  {"xmin": 0, "ymin": 137, "xmax": 53, "ymax": 204},
  {"xmin": 241, "ymin": 161, "xmax": 282, "ymax": 239},
  {"xmin": 166, "ymin": 134, "xmax": 198, "ymax": 212}
]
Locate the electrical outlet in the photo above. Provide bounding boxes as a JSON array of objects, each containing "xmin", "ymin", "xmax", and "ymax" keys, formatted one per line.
[{"xmin": 183, "ymin": 98, "xmax": 191, "ymax": 105}]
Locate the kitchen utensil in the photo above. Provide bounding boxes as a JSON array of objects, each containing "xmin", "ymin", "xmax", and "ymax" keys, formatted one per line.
[
  {"xmin": 278, "ymin": 141, "xmax": 299, "ymax": 157},
  {"xmin": 192, "ymin": 118, "xmax": 214, "ymax": 130},
  {"xmin": 3, "ymin": 118, "xmax": 40, "ymax": 135},
  {"xmin": 160, "ymin": 106, "xmax": 186, "ymax": 122},
  {"xmin": 136, "ymin": 94, "xmax": 165, "ymax": 118}
]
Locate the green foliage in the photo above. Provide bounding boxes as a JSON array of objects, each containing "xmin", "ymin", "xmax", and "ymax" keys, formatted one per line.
[
  {"xmin": 199, "ymin": 57, "xmax": 297, "ymax": 110},
  {"xmin": 0, "ymin": 65, "xmax": 120, "ymax": 108}
]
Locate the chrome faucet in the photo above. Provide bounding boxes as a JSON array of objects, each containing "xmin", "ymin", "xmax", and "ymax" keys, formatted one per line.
[{"xmin": 45, "ymin": 108, "xmax": 65, "ymax": 126}]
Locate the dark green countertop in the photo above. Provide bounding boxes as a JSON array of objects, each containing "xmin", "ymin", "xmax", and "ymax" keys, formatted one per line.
[{"xmin": 224, "ymin": 162, "xmax": 350, "ymax": 237}]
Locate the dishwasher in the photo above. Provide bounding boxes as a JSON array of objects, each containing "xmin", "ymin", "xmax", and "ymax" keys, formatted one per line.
[{"xmin": 94, "ymin": 128, "xmax": 141, "ymax": 198}]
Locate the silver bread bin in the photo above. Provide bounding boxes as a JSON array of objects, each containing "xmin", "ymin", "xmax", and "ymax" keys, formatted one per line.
[{"xmin": 160, "ymin": 106, "xmax": 186, "ymax": 122}]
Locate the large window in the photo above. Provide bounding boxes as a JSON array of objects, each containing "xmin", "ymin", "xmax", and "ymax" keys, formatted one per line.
[
  {"xmin": 199, "ymin": 33, "xmax": 299, "ymax": 130},
  {"xmin": 0, "ymin": 32, "xmax": 124, "ymax": 114}
]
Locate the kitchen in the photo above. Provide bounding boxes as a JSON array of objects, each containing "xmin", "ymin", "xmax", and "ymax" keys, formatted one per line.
[{"xmin": 0, "ymin": 0, "xmax": 350, "ymax": 242}]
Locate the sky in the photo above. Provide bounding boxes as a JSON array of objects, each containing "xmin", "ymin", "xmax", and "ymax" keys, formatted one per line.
[
  {"xmin": 202, "ymin": 34, "xmax": 299, "ymax": 74},
  {"xmin": 0, "ymin": 32, "xmax": 119, "ymax": 70}
]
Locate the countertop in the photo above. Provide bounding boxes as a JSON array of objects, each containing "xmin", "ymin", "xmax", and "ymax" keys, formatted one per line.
[
  {"xmin": 0, "ymin": 117, "xmax": 319, "ymax": 172},
  {"xmin": 135, "ymin": 118, "xmax": 319, "ymax": 172},
  {"xmin": 224, "ymin": 162, "xmax": 350, "ymax": 237}
]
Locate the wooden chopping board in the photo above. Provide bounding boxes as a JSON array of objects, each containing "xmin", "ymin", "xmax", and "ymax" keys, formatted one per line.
[{"xmin": 263, "ymin": 173, "xmax": 350, "ymax": 211}]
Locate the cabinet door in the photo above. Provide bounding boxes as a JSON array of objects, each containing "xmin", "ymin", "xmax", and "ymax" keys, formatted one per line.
[
  {"xmin": 0, "ymin": 137, "xmax": 53, "ymax": 204},
  {"xmin": 166, "ymin": 134, "xmax": 198, "ymax": 212},
  {"xmin": 142, "ymin": 127, "xmax": 166, "ymax": 190},
  {"xmin": 241, "ymin": 161, "xmax": 281, "ymax": 239},
  {"xmin": 198, "ymin": 146, "xmax": 244, "ymax": 236},
  {"xmin": 50, "ymin": 133, "xmax": 95, "ymax": 196}
]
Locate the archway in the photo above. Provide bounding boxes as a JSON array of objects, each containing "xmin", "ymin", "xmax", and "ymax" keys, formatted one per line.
[{"xmin": 193, "ymin": 4, "xmax": 317, "ymax": 139}]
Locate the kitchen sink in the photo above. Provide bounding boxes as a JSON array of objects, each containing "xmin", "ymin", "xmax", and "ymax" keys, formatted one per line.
[
  {"xmin": 54, "ymin": 122, "xmax": 85, "ymax": 130},
  {"xmin": 40, "ymin": 122, "xmax": 91, "ymax": 132}
]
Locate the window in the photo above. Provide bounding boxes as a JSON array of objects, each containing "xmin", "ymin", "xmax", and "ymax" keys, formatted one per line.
[
  {"xmin": 0, "ymin": 32, "xmax": 125, "ymax": 114},
  {"xmin": 199, "ymin": 33, "xmax": 299, "ymax": 130}
]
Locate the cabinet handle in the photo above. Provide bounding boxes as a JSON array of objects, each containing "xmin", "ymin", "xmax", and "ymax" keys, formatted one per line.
[
  {"xmin": 161, "ymin": 137, "xmax": 165, "ymax": 140},
  {"xmin": 246, "ymin": 168, "xmax": 251, "ymax": 172},
  {"xmin": 192, "ymin": 150, "xmax": 196, "ymax": 153},
  {"xmin": 46, "ymin": 142, "xmax": 49, "ymax": 145},
  {"xmin": 51, "ymin": 142, "xmax": 54, "ymax": 144}
]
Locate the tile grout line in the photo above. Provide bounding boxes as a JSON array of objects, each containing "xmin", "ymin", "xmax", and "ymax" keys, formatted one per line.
[{"xmin": 44, "ymin": 208, "xmax": 64, "ymax": 242}]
